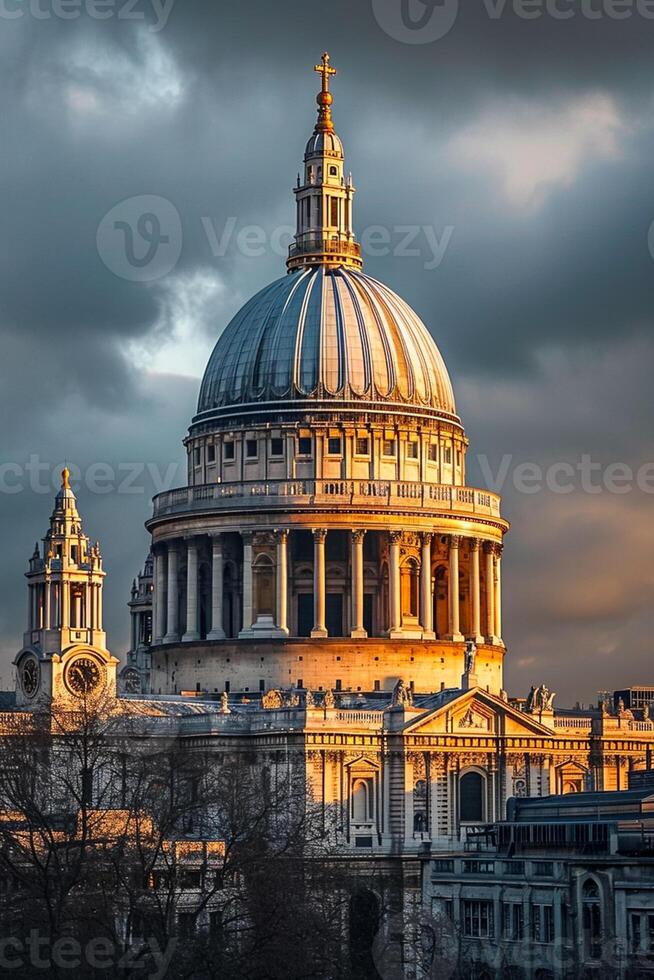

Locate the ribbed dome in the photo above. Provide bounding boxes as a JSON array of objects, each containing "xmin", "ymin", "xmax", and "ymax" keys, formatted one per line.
[
  {"xmin": 305, "ymin": 131, "xmax": 343, "ymax": 157},
  {"xmin": 197, "ymin": 266, "xmax": 457, "ymax": 417}
]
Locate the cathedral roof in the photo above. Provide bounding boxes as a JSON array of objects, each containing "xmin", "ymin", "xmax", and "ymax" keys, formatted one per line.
[{"xmin": 196, "ymin": 266, "xmax": 457, "ymax": 418}]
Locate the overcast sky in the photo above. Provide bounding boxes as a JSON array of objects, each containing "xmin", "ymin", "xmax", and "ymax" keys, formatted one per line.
[{"xmin": 1, "ymin": 0, "xmax": 653, "ymax": 704}]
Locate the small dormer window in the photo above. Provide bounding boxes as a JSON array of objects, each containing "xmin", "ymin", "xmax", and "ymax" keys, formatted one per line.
[
  {"xmin": 270, "ymin": 438, "xmax": 284, "ymax": 457},
  {"xmin": 246, "ymin": 439, "xmax": 258, "ymax": 460},
  {"xmin": 327, "ymin": 437, "xmax": 342, "ymax": 456},
  {"xmin": 298, "ymin": 437, "xmax": 312, "ymax": 457},
  {"xmin": 329, "ymin": 165, "xmax": 338, "ymax": 176},
  {"xmin": 407, "ymin": 441, "xmax": 419, "ymax": 459},
  {"xmin": 223, "ymin": 442, "xmax": 235, "ymax": 462},
  {"xmin": 429, "ymin": 444, "xmax": 438, "ymax": 462}
]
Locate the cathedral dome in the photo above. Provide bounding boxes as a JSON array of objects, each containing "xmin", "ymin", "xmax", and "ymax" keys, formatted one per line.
[{"xmin": 196, "ymin": 265, "xmax": 457, "ymax": 419}]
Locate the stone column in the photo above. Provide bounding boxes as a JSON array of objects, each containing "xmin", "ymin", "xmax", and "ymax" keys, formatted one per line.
[
  {"xmin": 276, "ymin": 529, "xmax": 289, "ymax": 635},
  {"xmin": 182, "ymin": 538, "xmax": 200, "ymax": 642},
  {"xmin": 446, "ymin": 536, "xmax": 464, "ymax": 641},
  {"xmin": 388, "ymin": 531, "xmax": 402, "ymax": 637},
  {"xmin": 44, "ymin": 578, "xmax": 51, "ymax": 631},
  {"xmin": 207, "ymin": 533, "xmax": 226, "ymax": 640},
  {"xmin": 311, "ymin": 529, "xmax": 328, "ymax": 637},
  {"xmin": 420, "ymin": 533, "xmax": 435, "ymax": 638},
  {"xmin": 239, "ymin": 532, "xmax": 253, "ymax": 636},
  {"xmin": 494, "ymin": 545, "xmax": 503, "ymax": 644},
  {"xmin": 164, "ymin": 543, "xmax": 179, "ymax": 643},
  {"xmin": 152, "ymin": 551, "xmax": 166, "ymax": 643},
  {"xmin": 484, "ymin": 542, "xmax": 497, "ymax": 644},
  {"xmin": 351, "ymin": 530, "xmax": 367, "ymax": 639},
  {"xmin": 469, "ymin": 539, "xmax": 484, "ymax": 642}
]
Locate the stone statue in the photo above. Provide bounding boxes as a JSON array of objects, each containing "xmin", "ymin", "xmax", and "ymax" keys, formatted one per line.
[
  {"xmin": 219, "ymin": 691, "xmax": 231, "ymax": 714},
  {"xmin": 464, "ymin": 640, "xmax": 477, "ymax": 674},
  {"xmin": 305, "ymin": 689, "xmax": 315, "ymax": 708},
  {"xmin": 526, "ymin": 684, "xmax": 556, "ymax": 713},
  {"xmin": 391, "ymin": 679, "xmax": 414, "ymax": 708},
  {"xmin": 262, "ymin": 689, "xmax": 283, "ymax": 710},
  {"xmin": 323, "ymin": 689, "xmax": 335, "ymax": 709},
  {"xmin": 284, "ymin": 692, "xmax": 300, "ymax": 708}
]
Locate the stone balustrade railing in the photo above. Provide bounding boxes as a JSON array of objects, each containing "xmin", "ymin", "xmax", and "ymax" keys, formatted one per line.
[{"xmin": 152, "ymin": 479, "xmax": 502, "ymax": 520}]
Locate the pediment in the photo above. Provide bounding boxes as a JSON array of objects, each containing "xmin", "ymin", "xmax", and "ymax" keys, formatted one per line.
[{"xmin": 402, "ymin": 688, "xmax": 555, "ymax": 737}]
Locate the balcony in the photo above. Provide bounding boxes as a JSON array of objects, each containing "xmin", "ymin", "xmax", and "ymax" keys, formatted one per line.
[{"xmin": 150, "ymin": 479, "xmax": 503, "ymax": 522}]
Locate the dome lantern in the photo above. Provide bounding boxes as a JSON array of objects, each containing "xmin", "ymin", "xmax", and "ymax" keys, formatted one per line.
[{"xmin": 287, "ymin": 53, "xmax": 362, "ymax": 272}]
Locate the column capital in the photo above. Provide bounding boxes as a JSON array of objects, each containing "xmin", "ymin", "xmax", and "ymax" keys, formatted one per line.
[
  {"xmin": 274, "ymin": 528, "xmax": 290, "ymax": 541},
  {"xmin": 483, "ymin": 540, "xmax": 495, "ymax": 555},
  {"xmin": 207, "ymin": 529, "xmax": 223, "ymax": 541},
  {"xmin": 449, "ymin": 534, "xmax": 462, "ymax": 549},
  {"xmin": 469, "ymin": 537, "xmax": 481, "ymax": 552},
  {"xmin": 352, "ymin": 529, "xmax": 366, "ymax": 544},
  {"xmin": 241, "ymin": 531, "xmax": 254, "ymax": 545},
  {"xmin": 184, "ymin": 534, "xmax": 199, "ymax": 546},
  {"xmin": 389, "ymin": 530, "xmax": 403, "ymax": 545},
  {"xmin": 421, "ymin": 532, "xmax": 433, "ymax": 546},
  {"xmin": 312, "ymin": 528, "xmax": 328, "ymax": 542}
]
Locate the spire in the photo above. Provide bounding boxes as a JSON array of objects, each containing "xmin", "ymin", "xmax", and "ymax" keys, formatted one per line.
[
  {"xmin": 287, "ymin": 54, "xmax": 362, "ymax": 273},
  {"xmin": 314, "ymin": 52, "xmax": 337, "ymax": 134},
  {"xmin": 61, "ymin": 466, "xmax": 70, "ymax": 490}
]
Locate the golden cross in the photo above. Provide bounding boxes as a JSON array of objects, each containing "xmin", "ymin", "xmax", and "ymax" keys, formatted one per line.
[{"xmin": 314, "ymin": 52, "xmax": 337, "ymax": 93}]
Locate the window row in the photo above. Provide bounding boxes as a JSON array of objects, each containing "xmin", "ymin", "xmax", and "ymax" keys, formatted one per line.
[{"xmin": 192, "ymin": 437, "xmax": 461, "ymax": 466}]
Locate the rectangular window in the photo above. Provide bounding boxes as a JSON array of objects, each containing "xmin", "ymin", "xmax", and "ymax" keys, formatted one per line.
[
  {"xmin": 407, "ymin": 441, "xmax": 419, "ymax": 459},
  {"xmin": 382, "ymin": 439, "xmax": 396, "ymax": 457},
  {"xmin": 223, "ymin": 441, "xmax": 235, "ymax": 461},
  {"xmin": 502, "ymin": 902, "xmax": 524, "ymax": 941},
  {"xmin": 335, "ymin": 679, "xmax": 342, "ymax": 691},
  {"xmin": 463, "ymin": 860, "xmax": 494, "ymax": 874},
  {"xmin": 503, "ymin": 860, "xmax": 525, "ymax": 876},
  {"xmin": 429, "ymin": 444, "xmax": 438, "ymax": 462},
  {"xmin": 327, "ymin": 436, "xmax": 342, "ymax": 456},
  {"xmin": 533, "ymin": 861, "xmax": 554, "ymax": 877},
  {"xmin": 445, "ymin": 447, "xmax": 452, "ymax": 465},
  {"xmin": 270, "ymin": 437, "xmax": 284, "ymax": 457},
  {"xmin": 374, "ymin": 680, "xmax": 381, "ymax": 692},
  {"xmin": 193, "ymin": 447, "xmax": 201, "ymax": 467},
  {"xmin": 298, "ymin": 437, "xmax": 312, "ymax": 456},
  {"xmin": 356, "ymin": 437, "xmax": 370, "ymax": 456},
  {"xmin": 259, "ymin": 679, "xmax": 265, "ymax": 692},
  {"xmin": 462, "ymin": 900, "xmax": 494, "ymax": 939},
  {"xmin": 330, "ymin": 197, "xmax": 339, "ymax": 226},
  {"xmin": 207, "ymin": 444, "xmax": 216, "ymax": 464},
  {"xmin": 246, "ymin": 439, "xmax": 258, "ymax": 459},
  {"xmin": 432, "ymin": 859, "xmax": 454, "ymax": 873},
  {"xmin": 531, "ymin": 904, "xmax": 555, "ymax": 944}
]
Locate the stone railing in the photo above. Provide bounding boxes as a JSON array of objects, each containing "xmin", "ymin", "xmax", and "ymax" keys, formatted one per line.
[
  {"xmin": 553, "ymin": 717, "xmax": 594, "ymax": 730},
  {"xmin": 152, "ymin": 479, "xmax": 502, "ymax": 520},
  {"xmin": 333, "ymin": 709, "xmax": 385, "ymax": 727}
]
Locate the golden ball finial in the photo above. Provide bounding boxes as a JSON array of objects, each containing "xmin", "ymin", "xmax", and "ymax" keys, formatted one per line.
[{"xmin": 62, "ymin": 466, "xmax": 70, "ymax": 489}]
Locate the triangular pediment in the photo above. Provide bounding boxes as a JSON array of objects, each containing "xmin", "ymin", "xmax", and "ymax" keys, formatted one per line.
[{"xmin": 402, "ymin": 688, "xmax": 555, "ymax": 737}]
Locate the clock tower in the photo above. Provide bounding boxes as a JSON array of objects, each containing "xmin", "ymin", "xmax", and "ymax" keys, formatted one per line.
[{"xmin": 14, "ymin": 468, "xmax": 118, "ymax": 707}]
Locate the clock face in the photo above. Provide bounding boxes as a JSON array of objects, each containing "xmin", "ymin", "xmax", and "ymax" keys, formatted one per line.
[
  {"xmin": 65, "ymin": 657, "xmax": 102, "ymax": 697},
  {"xmin": 21, "ymin": 658, "xmax": 39, "ymax": 698}
]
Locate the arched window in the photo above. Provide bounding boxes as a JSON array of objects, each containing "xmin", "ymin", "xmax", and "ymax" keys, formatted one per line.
[
  {"xmin": 351, "ymin": 778, "xmax": 374, "ymax": 824},
  {"xmin": 460, "ymin": 771, "xmax": 485, "ymax": 823},
  {"xmin": 253, "ymin": 554, "xmax": 274, "ymax": 619},
  {"xmin": 582, "ymin": 880, "xmax": 602, "ymax": 960},
  {"xmin": 401, "ymin": 559, "xmax": 419, "ymax": 619}
]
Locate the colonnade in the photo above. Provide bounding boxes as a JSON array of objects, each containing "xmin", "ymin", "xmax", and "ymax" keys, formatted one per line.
[
  {"xmin": 28, "ymin": 579, "xmax": 103, "ymax": 633},
  {"xmin": 152, "ymin": 530, "xmax": 503, "ymax": 646}
]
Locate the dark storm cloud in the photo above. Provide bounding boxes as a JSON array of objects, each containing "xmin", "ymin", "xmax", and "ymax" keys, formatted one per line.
[{"xmin": 0, "ymin": 0, "xmax": 653, "ymax": 698}]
